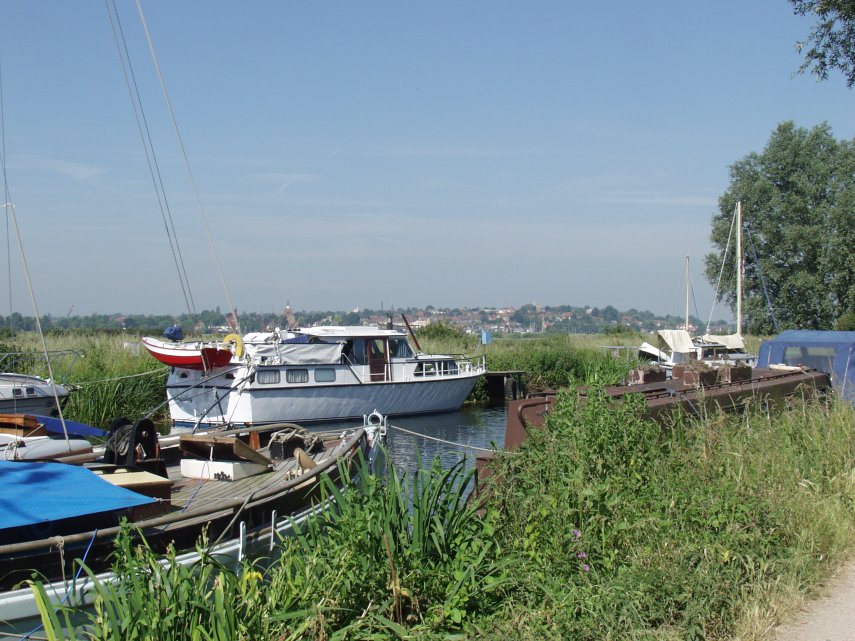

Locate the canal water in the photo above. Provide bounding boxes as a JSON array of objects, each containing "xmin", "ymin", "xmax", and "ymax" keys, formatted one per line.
[
  {"xmin": 318, "ymin": 403, "xmax": 508, "ymax": 477},
  {"xmin": 383, "ymin": 404, "xmax": 507, "ymax": 474}
]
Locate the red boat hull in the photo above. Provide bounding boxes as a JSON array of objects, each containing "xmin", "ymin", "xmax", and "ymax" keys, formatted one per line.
[{"xmin": 141, "ymin": 338, "xmax": 234, "ymax": 370}]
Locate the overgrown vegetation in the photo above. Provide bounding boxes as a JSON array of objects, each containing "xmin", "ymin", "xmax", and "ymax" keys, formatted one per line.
[
  {"xmin": 34, "ymin": 454, "xmax": 510, "ymax": 640},
  {"xmin": 484, "ymin": 389, "xmax": 855, "ymax": 640},
  {"xmin": 31, "ymin": 382, "xmax": 855, "ymax": 640},
  {"xmin": 4, "ymin": 330, "xmax": 167, "ymax": 427}
]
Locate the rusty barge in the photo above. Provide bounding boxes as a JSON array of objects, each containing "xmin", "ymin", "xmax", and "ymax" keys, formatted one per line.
[{"xmin": 478, "ymin": 365, "xmax": 830, "ymax": 477}]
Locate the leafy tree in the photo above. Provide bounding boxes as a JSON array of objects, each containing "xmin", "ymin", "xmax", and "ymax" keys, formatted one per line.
[
  {"xmin": 705, "ymin": 121, "xmax": 855, "ymax": 333},
  {"xmin": 792, "ymin": 0, "xmax": 855, "ymax": 87}
]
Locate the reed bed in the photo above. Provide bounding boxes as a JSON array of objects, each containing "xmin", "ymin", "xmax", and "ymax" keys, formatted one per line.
[{"xmin": 5, "ymin": 331, "xmax": 172, "ymax": 427}]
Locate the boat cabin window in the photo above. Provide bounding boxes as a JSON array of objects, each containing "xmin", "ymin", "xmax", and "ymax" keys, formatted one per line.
[
  {"xmin": 286, "ymin": 369, "xmax": 309, "ymax": 384},
  {"xmin": 414, "ymin": 362, "xmax": 437, "ymax": 377},
  {"xmin": 369, "ymin": 339, "xmax": 386, "ymax": 360},
  {"xmin": 783, "ymin": 346, "xmax": 836, "ymax": 372},
  {"xmin": 438, "ymin": 360, "xmax": 459, "ymax": 375},
  {"xmin": 344, "ymin": 339, "xmax": 368, "ymax": 365},
  {"xmin": 314, "ymin": 368, "xmax": 336, "ymax": 383},
  {"xmin": 12, "ymin": 388, "xmax": 23, "ymax": 397},
  {"xmin": 256, "ymin": 369, "xmax": 280, "ymax": 385},
  {"xmin": 389, "ymin": 338, "xmax": 413, "ymax": 359}
]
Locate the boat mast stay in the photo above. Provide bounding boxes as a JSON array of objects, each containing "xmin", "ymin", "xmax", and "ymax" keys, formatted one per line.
[
  {"xmin": 0, "ymin": 62, "xmax": 71, "ymax": 447},
  {"xmin": 133, "ymin": 0, "xmax": 241, "ymax": 334},
  {"xmin": 736, "ymin": 201, "xmax": 742, "ymax": 338}
]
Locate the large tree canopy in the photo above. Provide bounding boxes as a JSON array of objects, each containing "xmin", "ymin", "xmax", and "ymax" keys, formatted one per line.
[
  {"xmin": 705, "ymin": 121, "xmax": 855, "ymax": 334},
  {"xmin": 792, "ymin": 0, "xmax": 855, "ymax": 87}
]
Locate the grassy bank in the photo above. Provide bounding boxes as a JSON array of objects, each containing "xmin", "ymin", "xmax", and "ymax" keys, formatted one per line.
[
  {"xmin": 34, "ymin": 388, "xmax": 855, "ymax": 640},
  {"xmin": 484, "ymin": 389, "xmax": 855, "ymax": 640}
]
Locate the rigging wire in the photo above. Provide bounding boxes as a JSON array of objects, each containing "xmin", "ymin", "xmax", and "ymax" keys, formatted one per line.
[
  {"xmin": 0, "ymin": 59, "xmax": 13, "ymax": 331},
  {"xmin": 0, "ymin": 66, "xmax": 72, "ymax": 446},
  {"xmin": 706, "ymin": 204, "xmax": 737, "ymax": 334},
  {"xmin": 135, "ymin": 0, "xmax": 241, "ymax": 334},
  {"xmin": 104, "ymin": 0, "xmax": 197, "ymax": 319},
  {"xmin": 744, "ymin": 224, "xmax": 779, "ymax": 331}
]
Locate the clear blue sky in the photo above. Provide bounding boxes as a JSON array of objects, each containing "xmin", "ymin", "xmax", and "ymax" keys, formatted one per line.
[{"xmin": 0, "ymin": 1, "xmax": 852, "ymax": 320}]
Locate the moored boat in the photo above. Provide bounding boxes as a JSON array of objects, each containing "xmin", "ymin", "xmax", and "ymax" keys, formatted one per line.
[
  {"xmin": 157, "ymin": 324, "xmax": 486, "ymax": 428},
  {"xmin": 141, "ymin": 336, "xmax": 237, "ymax": 371},
  {"xmin": 0, "ymin": 413, "xmax": 386, "ymax": 626}
]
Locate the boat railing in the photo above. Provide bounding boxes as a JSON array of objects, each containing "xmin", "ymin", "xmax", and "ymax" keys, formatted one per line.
[{"xmin": 0, "ymin": 349, "xmax": 83, "ymax": 382}]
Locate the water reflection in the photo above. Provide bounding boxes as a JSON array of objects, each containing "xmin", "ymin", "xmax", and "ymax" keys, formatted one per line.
[
  {"xmin": 384, "ymin": 405, "xmax": 507, "ymax": 475},
  {"xmin": 313, "ymin": 404, "xmax": 507, "ymax": 477}
]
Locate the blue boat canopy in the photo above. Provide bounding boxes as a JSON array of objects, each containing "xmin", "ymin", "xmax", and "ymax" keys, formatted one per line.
[
  {"xmin": 757, "ymin": 330, "xmax": 855, "ymax": 403},
  {"xmin": 0, "ymin": 461, "xmax": 155, "ymax": 532}
]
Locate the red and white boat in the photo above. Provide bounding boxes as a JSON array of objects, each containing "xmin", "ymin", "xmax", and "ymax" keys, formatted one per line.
[{"xmin": 141, "ymin": 336, "xmax": 238, "ymax": 370}]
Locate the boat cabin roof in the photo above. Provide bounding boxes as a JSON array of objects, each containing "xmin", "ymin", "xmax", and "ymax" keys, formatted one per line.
[{"xmin": 244, "ymin": 327, "xmax": 409, "ymax": 344}]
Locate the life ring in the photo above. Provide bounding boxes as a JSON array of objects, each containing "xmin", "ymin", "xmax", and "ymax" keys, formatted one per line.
[
  {"xmin": 224, "ymin": 333, "xmax": 245, "ymax": 359},
  {"xmin": 366, "ymin": 410, "xmax": 385, "ymax": 427}
]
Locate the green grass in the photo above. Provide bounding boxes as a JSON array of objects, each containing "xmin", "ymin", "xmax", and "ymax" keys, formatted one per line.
[{"xmin": 483, "ymin": 389, "xmax": 855, "ymax": 640}]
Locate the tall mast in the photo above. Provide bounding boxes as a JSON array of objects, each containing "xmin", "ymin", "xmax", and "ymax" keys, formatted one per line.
[
  {"xmin": 736, "ymin": 201, "xmax": 743, "ymax": 337},
  {"xmin": 685, "ymin": 255, "xmax": 690, "ymax": 331}
]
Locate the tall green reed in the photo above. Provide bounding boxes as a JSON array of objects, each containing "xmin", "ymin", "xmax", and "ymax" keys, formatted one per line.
[{"xmin": 34, "ymin": 451, "xmax": 511, "ymax": 640}]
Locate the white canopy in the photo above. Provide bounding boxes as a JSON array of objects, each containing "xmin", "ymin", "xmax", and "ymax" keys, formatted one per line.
[
  {"xmin": 657, "ymin": 329, "xmax": 695, "ymax": 354},
  {"xmin": 701, "ymin": 334, "xmax": 745, "ymax": 350},
  {"xmin": 251, "ymin": 343, "xmax": 344, "ymax": 365}
]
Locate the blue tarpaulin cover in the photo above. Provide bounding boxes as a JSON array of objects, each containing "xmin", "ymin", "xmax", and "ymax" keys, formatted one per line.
[
  {"xmin": 758, "ymin": 330, "xmax": 855, "ymax": 403},
  {"xmin": 0, "ymin": 461, "xmax": 156, "ymax": 531},
  {"xmin": 35, "ymin": 415, "xmax": 108, "ymax": 438}
]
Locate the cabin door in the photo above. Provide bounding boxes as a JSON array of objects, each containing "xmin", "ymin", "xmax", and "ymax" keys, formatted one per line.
[{"xmin": 368, "ymin": 338, "xmax": 388, "ymax": 382}]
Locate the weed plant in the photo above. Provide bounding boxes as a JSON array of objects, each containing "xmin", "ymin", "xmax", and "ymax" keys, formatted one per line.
[
  {"xmin": 7, "ymin": 331, "xmax": 172, "ymax": 427},
  {"xmin": 34, "ymin": 452, "xmax": 510, "ymax": 640},
  {"xmin": 484, "ymin": 388, "xmax": 855, "ymax": 640}
]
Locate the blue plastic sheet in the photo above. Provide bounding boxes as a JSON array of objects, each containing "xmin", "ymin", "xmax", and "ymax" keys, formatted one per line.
[{"xmin": 0, "ymin": 461, "xmax": 155, "ymax": 531}]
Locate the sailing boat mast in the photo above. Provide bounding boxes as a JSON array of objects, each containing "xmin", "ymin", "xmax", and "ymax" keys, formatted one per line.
[
  {"xmin": 684, "ymin": 255, "xmax": 690, "ymax": 331},
  {"xmin": 736, "ymin": 201, "xmax": 743, "ymax": 338}
]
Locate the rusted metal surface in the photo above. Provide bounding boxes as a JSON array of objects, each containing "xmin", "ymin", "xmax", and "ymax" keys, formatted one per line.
[
  {"xmin": 472, "ymin": 367, "xmax": 830, "ymax": 502},
  {"xmin": 503, "ymin": 367, "xmax": 831, "ymax": 444}
]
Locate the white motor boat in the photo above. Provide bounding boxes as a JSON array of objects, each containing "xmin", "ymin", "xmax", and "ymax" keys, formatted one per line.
[
  {"xmin": 159, "ymin": 325, "xmax": 486, "ymax": 428},
  {"xmin": 0, "ymin": 373, "xmax": 71, "ymax": 416}
]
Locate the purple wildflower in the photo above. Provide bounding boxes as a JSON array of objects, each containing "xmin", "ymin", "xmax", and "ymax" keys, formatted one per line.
[
  {"xmin": 577, "ymin": 551, "xmax": 587, "ymax": 559},
  {"xmin": 582, "ymin": 563, "xmax": 590, "ymax": 572},
  {"xmin": 572, "ymin": 529, "xmax": 582, "ymax": 540}
]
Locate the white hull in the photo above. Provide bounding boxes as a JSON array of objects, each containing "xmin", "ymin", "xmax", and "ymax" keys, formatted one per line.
[
  {"xmin": 0, "ymin": 373, "xmax": 69, "ymax": 417},
  {"xmin": 161, "ymin": 326, "xmax": 486, "ymax": 428},
  {"xmin": 167, "ymin": 365, "xmax": 481, "ymax": 427}
]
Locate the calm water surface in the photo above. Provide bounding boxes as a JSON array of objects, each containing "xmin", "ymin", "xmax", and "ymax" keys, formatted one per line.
[{"xmin": 317, "ymin": 404, "xmax": 508, "ymax": 476}]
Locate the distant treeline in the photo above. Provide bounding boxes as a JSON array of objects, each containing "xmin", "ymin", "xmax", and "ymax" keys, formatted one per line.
[{"xmin": 0, "ymin": 304, "xmax": 732, "ymax": 336}]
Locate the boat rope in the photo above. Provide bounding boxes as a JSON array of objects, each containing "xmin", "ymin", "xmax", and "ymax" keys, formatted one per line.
[
  {"xmin": 386, "ymin": 423, "xmax": 499, "ymax": 454},
  {"xmin": 0, "ymin": 58, "xmax": 13, "ymax": 333},
  {"xmin": 16, "ymin": 530, "xmax": 99, "ymax": 641},
  {"xmin": 104, "ymin": 0, "xmax": 197, "ymax": 319},
  {"xmin": 73, "ymin": 367, "xmax": 168, "ymax": 386},
  {"xmin": 707, "ymin": 204, "xmax": 737, "ymax": 333},
  {"xmin": 1, "ymin": 61, "xmax": 73, "ymax": 447},
  {"xmin": 134, "ymin": 0, "xmax": 241, "ymax": 334},
  {"xmin": 744, "ymin": 224, "xmax": 779, "ymax": 332},
  {"xmin": 178, "ymin": 460, "xmax": 209, "ymax": 513}
]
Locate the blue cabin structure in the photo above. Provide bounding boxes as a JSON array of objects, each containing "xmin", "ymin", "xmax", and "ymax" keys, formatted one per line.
[{"xmin": 757, "ymin": 330, "xmax": 855, "ymax": 404}]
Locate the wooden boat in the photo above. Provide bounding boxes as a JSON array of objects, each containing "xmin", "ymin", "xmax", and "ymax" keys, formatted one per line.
[
  {"xmin": 0, "ymin": 414, "xmax": 101, "ymax": 462},
  {"xmin": 141, "ymin": 336, "xmax": 236, "ymax": 371},
  {"xmin": 0, "ymin": 413, "xmax": 386, "ymax": 626}
]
